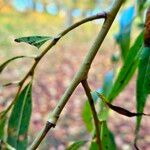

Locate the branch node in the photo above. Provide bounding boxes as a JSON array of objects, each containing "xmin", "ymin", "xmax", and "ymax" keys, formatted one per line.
[
  {"xmin": 48, "ymin": 113, "xmax": 59, "ymax": 125},
  {"xmin": 97, "ymin": 11, "xmax": 107, "ymax": 20},
  {"xmin": 54, "ymin": 35, "xmax": 61, "ymax": 41},
  {"xmin": 34, "ymin": 55, "xmax": 40, "ymax": 62},
  {"xmin": 46, "ymin": 121, "xmax": 55, "ymax": 128}
]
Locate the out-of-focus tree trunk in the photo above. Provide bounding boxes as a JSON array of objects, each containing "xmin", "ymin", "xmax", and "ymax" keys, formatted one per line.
[
  {"xmin": 81, "ymin": 10, "xmax": 86, "ymax": 17},
  {"xmin": 64, "ymin": 0, "xmax": 78, "ymax": 27},
  {"xmin": 31, "ymin": 0, "xmax": 49, "ymax": 12},
  {"xmin": 32, "ymin": 0, "xmax": 36, "ymax": 11},
  {"xmin": 42, "ymin": 0, "xmax": 49, "ymax": 13},
  {"xmin": 43, "ymin": 3, "xmax": 47, "ymax": 12},
  {"xmin": 55, "ymin": 0, "xmax": 61, "ymax": 13},
  {"xmin": 66, "ymin": 8, "xmax": 73, "ymax": 26}
]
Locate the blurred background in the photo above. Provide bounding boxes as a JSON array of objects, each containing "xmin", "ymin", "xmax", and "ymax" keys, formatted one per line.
[{"xmin": 0, "ymin": 0, "xmax": 150, "ymax": 149}]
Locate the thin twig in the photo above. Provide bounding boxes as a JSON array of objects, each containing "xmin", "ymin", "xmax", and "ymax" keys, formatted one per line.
[
  {"xmin": 81, "ymin": 80, "xmax": 102, "ymax": 150},
  {"xmin": 59, "ymin": 12, "xmax": 107, "ymax": 37},
  {"xmin": 36, "ymin": 12, "xmax": 107, "ymax": 59},
  {"xmin": 2, "ymin": 81, "xmax": 20, "ymax": 87},
  {"xmin": 28, "ymin": 122, "xmax": 55, "ymax": 150}
]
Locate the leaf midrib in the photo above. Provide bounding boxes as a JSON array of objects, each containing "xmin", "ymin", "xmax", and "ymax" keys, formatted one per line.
[
  {"xmin": 16, "ymin": 83, "xmax": 31, "ymax": 147},
  {"xmin": 140, "ymin": 50, "xmax": 150, "ymax": 94}
]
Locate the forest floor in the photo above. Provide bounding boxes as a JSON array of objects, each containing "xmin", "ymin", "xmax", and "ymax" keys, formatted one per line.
[{"xmin": 0, "ymin": 7, "xmax": 150, "ymax": 150}]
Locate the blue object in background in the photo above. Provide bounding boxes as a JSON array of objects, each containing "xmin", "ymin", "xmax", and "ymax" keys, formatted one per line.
[
  {"xmin": 91, "ymin": 70, "xmax": 114, "ymax": 101},
  {"xmin": 91, "ymin": 88, "xmax": 103, "ymax": 102},
  {"xmin": 13, "ymin": 0, "xmax": 33, "ymax": 11},
  {"xmin": 13, "ymin": 0, "xmax": 58, "ymax": 14},
  {"xmin": 72, "ymin": 9, "xmax": 81, "ymax": 17},
  {"xmin": 36, "ymin": 2, "xmax": 44, "ymax": 13},
  {"xmin": 115, "ymin": 6, "xmax": 135, "ymax": 61},
  {"xmin": 119, "ymin": 6, "xmax": 135, "ymax": 33},
  {"xmin": 102, "ymin": 70, "xmax": 114, "ymax": 97},
  {"xmin": 47, "ymin": 4, "xmax": 58, "ymax": 15}
]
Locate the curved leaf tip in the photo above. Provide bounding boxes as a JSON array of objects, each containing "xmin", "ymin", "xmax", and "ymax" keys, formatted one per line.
[
  {"xmin": 66, "ymin": 140, "xmax": 87, "ymax": 150},
  {"xmin": 0, "ymin": 56, "xmax": 28, "ymax": 73}
]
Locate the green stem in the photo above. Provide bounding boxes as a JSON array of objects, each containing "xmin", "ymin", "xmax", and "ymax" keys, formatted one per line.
[
  {"xmin": 49, "ymin": 0, "xmax": 125, "ymax": 124},
  {"xmin": 81, "ymin": 80, "xmax": 102, "ymax": 150},
  {"xmin": 28, "ymin": 122, "xmax": 55, "ymax": 150},
  {"xmin": 29, "ymin": 0, "xmax": 125, "ymax": 149}
]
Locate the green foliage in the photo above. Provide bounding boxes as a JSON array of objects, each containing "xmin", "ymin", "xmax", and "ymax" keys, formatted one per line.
[
  {"xmin": 136, "ymin": 0, "xmax": 147, "ymax": 17},
  {"xmin": 108, "ymin": 32, "xmax": 144, "ymax": 102},
  {"xmin": 101, "ymin": 121, "xmax": 116, "ymax": 150},
  {"xmin": 82, "ymin": 70, "xmax": 116, "ymax": 148},
  {"xmin": 0, "ymin": 141, "xmax": 15, "ymax": 150},
  {"xmin": 136, "ymin": 46, "xmax": 150, "ymax": 132},
  {"xmin": 15, "ymin": 36, "xmax": 53, "ymax": 49},
  {"xmin": 0, "ymin": 1, "xmax": 150, "ymax": 149},
  {"xmin": 115, "ymin": 31, "xmax": 130, "ymax": 60},
  {"xmin": 82, "ymin": 101, "xmax": 93, "ymax": 132},
  {"xmin": 0, "ymin": 117, "xmax": 6, "ymax": 139},
  {"xmin": 66, "ymin": 140, "xmax": 87, "ymax": 150},
  {"xmin": 89, "ymin": 122, "xmax": 116, "ymax": 150},
  {"xmin": 89, "ymin": 140, "xmax": 99, "ymax": 150},
  {"xmin": 7, "ymin": 82, "xmax": 32, "ymax": 150},
  {"xmin": 82, "ymin": 90, "xmax": 103, "ymax": 133}
]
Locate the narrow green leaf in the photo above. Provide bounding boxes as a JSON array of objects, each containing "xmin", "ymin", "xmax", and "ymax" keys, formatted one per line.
[
  {"xmin": 0, "ymin": 56, "xmax": 27, "ymax": 73},
  {"xmin": 89, "ymin": 141, "xmax": 99, "ymax": 150},
  {"xmin": 66, "ymin": 140, "xmax": 87, "ymax": 150},
  {"xmin": 7, "ymin": 82, "xmax": 32, "ymax": 150},
  {"xmin": 15, "ymin": 36, "xmax": 53, "ymax": 48},
  {"xmin": 0, "ymin": 117, "xmax": 6, "ymax": 139},
  {"xmin": 108, "ymin": 32, "xmax": 144, "ymax": 102},
  {"xmin": 137, "ymin": 0, "xmax": 147, "ymax": 17},
  {"xmin": 101, "ymin": 121, "xmax": 116, "ymax": 150},
  {"xmin": 116, "ymin": 32, "xmax": 131, "ymax": 61},
  {"xmin": 82, "ymin": 101, "xmax": 93, "ymax": 132},
  {"xmin": 136, "ymin": 46, "xmax": 150, "ymax": 132},
  {"xmin": 89, "ymin": 122, "xmax": 116, "ymax": 150}
]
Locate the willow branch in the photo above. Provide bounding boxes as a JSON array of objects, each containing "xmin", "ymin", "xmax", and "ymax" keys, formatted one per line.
[
  {"xmin": 28, "ymin": 122, "xmax": 54, "ymax": 150},
  {"xmin": 29, "ymin": 0, "xmax": 125, "ymax": 149},
  {"xmin": 81, "ymin": 80, "xmax": 102, "ymax": 149},
  {"xmin": 0, "ymin": 12, "xmax": 106, "ymax": 116}
]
